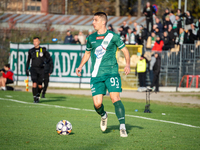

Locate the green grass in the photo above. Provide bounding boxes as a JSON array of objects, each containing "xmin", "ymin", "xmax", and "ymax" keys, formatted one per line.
[{"xmin": 0, "ymin": 91, "xmax": 200, "ymax": 150}]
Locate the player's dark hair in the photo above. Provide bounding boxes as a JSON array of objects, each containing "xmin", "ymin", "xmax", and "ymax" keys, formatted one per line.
[
  {"xmin": 4, "ymin": 64, "xmax": 10, "ymax": 68},
  {"xmin": 33, "ymin": 37, "xmax": 40, "ymax": 40},
  {"xmin": 94, "ymin": 12, "xmax": 108, "ymax": 25}
]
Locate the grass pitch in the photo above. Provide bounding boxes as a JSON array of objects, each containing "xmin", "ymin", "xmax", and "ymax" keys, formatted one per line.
[{"xmin": 0, "ymin": 91, "xmax": 200, "ymax": 150}]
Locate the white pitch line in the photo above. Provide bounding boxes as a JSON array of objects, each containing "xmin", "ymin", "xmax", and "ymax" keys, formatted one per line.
[{"xmin": 0, "ymin": 97, "xmax": 200, "ymax": 129}]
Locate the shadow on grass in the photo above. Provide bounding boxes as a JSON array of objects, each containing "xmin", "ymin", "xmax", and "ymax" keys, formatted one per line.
[
  {"xmin": 104, "ymin": 124, "xmax": 143, "ymax": 134},
  {"xmin": 39, "ymin": 96, "xmax": 66, "ymax": 103}
]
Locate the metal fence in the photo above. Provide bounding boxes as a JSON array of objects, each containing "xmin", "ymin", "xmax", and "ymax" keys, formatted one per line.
[{"xmin": 149, "ymin": 41, "xmax": 200, "ymax": 88}]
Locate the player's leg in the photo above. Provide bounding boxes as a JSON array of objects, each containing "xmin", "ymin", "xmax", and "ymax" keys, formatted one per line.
[
  {"xmin": 42, "ymin": 73, "xmax": 49, "ymax": 98},
  {"xmin": 146, "ymin": 19, "xmax": 150, "ymax": 33},
  {"xmin": 105, "ymin": 75, "xmax": 127, "ymax": 137},
  {"xmin": 30, "ymin": 68, "xmax": 39, "ymax": 102},
  {"xmin": 37, "ymin": 69, "xmax": 44, "ymax": 99},
  {"xmin": 1, "ymin": 77, "xmax": 7, "ymax": 90},
  {"xmin": 93, "ymin": 94, "xmax": 108, "ymax": 132},
  {"xmin": 91, "ymin": 78, "xmax": 107, "ymax": 131},
  {"xmin": 110, "ymin": 92, "xmax": 127, "ymax": 137},
  {"xmin": 0, "ymin": 76, "xmax": 2, "ymax": 87},
  {"xmin": 32, "ymin": 82, "xmax": 38, "ymax": 102},
  {"xmin": 155, "ymin": 73, "xmax": 159, "ymax": 92}
]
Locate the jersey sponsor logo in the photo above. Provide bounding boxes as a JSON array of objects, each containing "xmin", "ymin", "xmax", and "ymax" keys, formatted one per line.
[
  {"xmin": 94, "ymin": 45, "xmax": 106, "ymax": 59},
  {"xmin": 103, "ymin": 41, "xmax": 109, "ymax": 45},
  {"xmin": 96, "ymin": 36, "xmax": 104, "ymax": 40},
  {"xmin": 91, "ymin": 41, "xmax": 96, "ymax": 44}
]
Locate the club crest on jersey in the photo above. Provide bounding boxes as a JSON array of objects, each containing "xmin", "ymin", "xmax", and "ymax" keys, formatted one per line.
[
  {"xmin": 40, "ymin": 52, "xmax": 43, "ymax": 57},
  {"xmin": 96, "ymin": 36, "xmax": 104, "ymax": 40},
  {"xmin": 94, "ymin": 45, "xmax": 106, "ymax": 59}
]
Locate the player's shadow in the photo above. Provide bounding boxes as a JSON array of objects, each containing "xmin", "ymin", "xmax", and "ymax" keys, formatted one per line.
[
  {"xmin": 39, "ymin": 96, "xmax": 66, "ymax": 103},
  {"xmin": 104, "ymin": 124, "xmax": 143, "ymax": 134}
]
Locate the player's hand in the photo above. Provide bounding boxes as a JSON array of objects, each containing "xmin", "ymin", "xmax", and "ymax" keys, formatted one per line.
[
  {"xmin": 26, "ymin": 70, "xmax": 29, "ymax": 76},
  {"xmin": 49, "ymin": 73, "xmax": 51, "ymax": 76},
  {"xmin": 76, "ymin": 67, "xmax": 82, "ymax": 77},
  {"xmin": 124, "ymin": 65, "xmax": 130, "ymax": 75}
]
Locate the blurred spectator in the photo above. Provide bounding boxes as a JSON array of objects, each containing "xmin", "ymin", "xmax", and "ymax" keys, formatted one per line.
[
  {"xmin": 133, "ymin": 22, "xmax": 140, "ymax": 35},
  {"xmin": 150, "ymin": 52, "xmax": 161, "ymax": 92},
  {"xmin": 78, "ymin": 30, "xmax": 86, "ymax": 45},
  {"xmin": 177, "ymin": 9, "xmax": 182, "ymax": 17},
  {"xmin": 117, "ymin": 26, "xmax": 126, "ymax": 43},
  {"xmin": 86, "ymin": 29, "xmax": 93, "ymax": 42},
  {"xmin": 155, "ymin": 18, "xmax": 163, "ymax": 33},
  {"xmin": 135, "ymin": 54, "xmax": 148, "ymax": 90},
  {"xmin": 121, "ymin": 21, "xmax": 129, "ymax": 34},
  {"xmin": 196, "ymin": 18, "xmax": 200, "ymax": 40},
  {"xmin": 178, "ymin": 28, "xmax": 187, "ymax": 45},
  {"xmin": 163, "ymin": 15, "xmax": 173, "ymax": 31},
  {"xmin": 162, "ymin": 31, "xmax": 171, "ymax": 50},
  {"xmin": 180, "ymin": 11, "xmax": 194, "ymax": 30},
  {"xmin": 149, "ymin": 53, "xmax": 156, "ymax": 85},
  {"xmin": 151, "ymin": 32, "xmax": 156, "ymax": 47},
  {"xmin": 152, "ymin": 35, "xmax": 164, "ymax": 51},
  {"xmin": 155, "ymin": 27, "xmax": 162, "ymax": 38},
  {"xmin": 133, "ymin": 29, "xmax": 139, "ymax": 45},
  {"xmin": 187, "ymin": 24, "xmax": 197, "ymax": 44},
  {"xmin": 125, "ymin": 28, "xmax": 138, "ymax": 45},
  {"xmin": 169, "ymin": 11, "xmax": 176, "ymax": 24},
  {"xmin": 168, "ymin": 25, "xmax": 175, "ymax": 47},
  {"xmin": 162, "ymin": 8, "xmax": 170, "ymax": 23},
  {"xmin": 172, "ymin": 15, "xmax": 182, "ymax": 35},
  {"xmin": 72, "ymin": 35, "xmax": 81, "ymax": 44},
  {"xmin": 64, "ymin": 30, "xmax": 73, "ymax": 44},
  {"xmin": 108, "ymin": 24, "xmax": 115, "ymax": 32},
  {"xmin": 0, "ymin": 64, "xmax": 14, "ymax": 91},
  {"xmin": 191, "ymin": 23, "xmax": 197, "ymax": 36},
  {"xmin": 143, "ymin": 2, "xmax": 156, "ymax": 33},
  {"xmin": 138, "ymin": 25, "xmax": 148, "ymax": 45}
]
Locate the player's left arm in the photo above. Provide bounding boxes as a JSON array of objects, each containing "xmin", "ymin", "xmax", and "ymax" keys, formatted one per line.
[
  {"xmin": 114, "ymin": 33, "xmax": 131, "ymax": 75},
  {"xmin": 121, "ymin": 47, "xmax": 130, "ymax": 75}
]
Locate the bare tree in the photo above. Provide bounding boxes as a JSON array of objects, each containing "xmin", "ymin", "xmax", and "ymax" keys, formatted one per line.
[
  {"xmin": 137, "ymin": 0, "xmax": 141, "ymax": 17},
  {"xmin": 115, "ymin": 0, "xmax": 120, "ymax": 16}
]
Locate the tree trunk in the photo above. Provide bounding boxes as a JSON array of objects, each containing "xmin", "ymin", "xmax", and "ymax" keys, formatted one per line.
[
  {"xmin": 138, "ymin": 0, "xmax": 141, "ymax": 17},
  {"xmin": 115, "ymin": 0, "xmax": 120, "ymax": 16}
]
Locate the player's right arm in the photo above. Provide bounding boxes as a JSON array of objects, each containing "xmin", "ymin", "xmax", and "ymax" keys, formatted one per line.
[
  {"xmin": 76, "ymin": 35, "xmax": 92, "ymax": 77},
  {"xmin": 76, "ymin": 51, "xmax": 91, "ymax": 76}
]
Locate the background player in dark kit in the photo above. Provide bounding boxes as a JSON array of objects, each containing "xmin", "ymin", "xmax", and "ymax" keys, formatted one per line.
[
  {"xmin": 26, "ymin": 37, "xmax": 51, "ymax": 103},
  {"xmin": 41, "ymin": 56, "xmax": 53, "ymax": 98}
]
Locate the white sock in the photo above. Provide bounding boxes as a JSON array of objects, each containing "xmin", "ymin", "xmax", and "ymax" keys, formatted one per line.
[
  {"xmin": 1, "ymin": 87, "xmax": 6, "ymax": 90},
  {"xmin": 101, "ymin": 113, "xmax": 107, "ymax": 119},
  {"xmin": 120, "ymin": 124, "xmax": 126, "ymax": 130}
]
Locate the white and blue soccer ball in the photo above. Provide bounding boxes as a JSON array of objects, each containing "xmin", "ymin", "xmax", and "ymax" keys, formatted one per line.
[{"xmin": 56, "ymin": 120, "xmax": 72, "ymax": 135}]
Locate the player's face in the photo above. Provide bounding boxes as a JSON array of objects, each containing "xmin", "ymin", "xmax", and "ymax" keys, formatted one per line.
[
  {"xmin": 33, "ymin": 39, "xmax": 40, "ymax": 48},
  {"xmin": 92, "ymin": 16, "xmax": 104, "ymax": 30}
]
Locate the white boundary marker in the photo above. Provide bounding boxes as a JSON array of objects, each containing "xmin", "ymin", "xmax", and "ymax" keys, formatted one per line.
[{"xmin": 0, "ymin": 97, "xmax": 200, "ymax": 129}]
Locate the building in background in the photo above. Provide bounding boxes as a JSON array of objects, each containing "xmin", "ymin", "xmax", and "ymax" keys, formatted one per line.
[{"xmin": 0, "ymin": 0, "xmax": 66, "ymax": 14}]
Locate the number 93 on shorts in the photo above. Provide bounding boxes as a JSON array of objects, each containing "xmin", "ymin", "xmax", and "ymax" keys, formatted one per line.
[{"xmin": 90, "ymin": 74, "xmax": 122, "ymax": 96}]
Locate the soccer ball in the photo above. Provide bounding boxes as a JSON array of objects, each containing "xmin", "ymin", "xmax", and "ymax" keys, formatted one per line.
[{"xmin": 56, "ymin": 120, "xmax": 72, "ymax": 135}]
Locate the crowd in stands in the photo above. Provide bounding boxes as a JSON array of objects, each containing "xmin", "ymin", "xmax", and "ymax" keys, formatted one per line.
[
  {"xmin": 64, "ymin": 3, "xmax": 200, "ymax": 52},
  {"xmin": 116, "ymin": 2, "xmax": 200, "ymax": 52}
]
